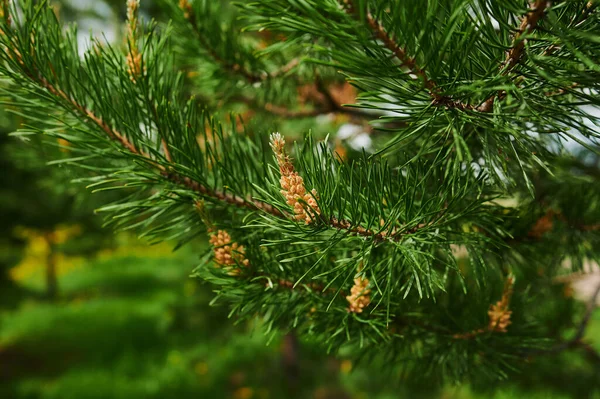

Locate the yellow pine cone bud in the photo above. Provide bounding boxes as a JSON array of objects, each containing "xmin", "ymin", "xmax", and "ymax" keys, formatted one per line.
[
  {"xmin": 453, "ymin": 275, "xmax": 515, "ymax": 339},
  {"xmin": 487, "ymin": 304, "xmax": 512, "ymax": 333},
  {"xmin": 126, "ymin": 0, "xmax": 140, "ymax": 22},
  {"xmin": 487, "ymin": 275, "xmax": 515, "ymax": 333},
  {"xmin": 270, "ymin": 133, "xmax": 321, "ymax": 224},
  {"xmin": 346, "ymin": 276, "xmax": 371, "ymax": 313},
  {"xmin": 209, "ymin": 230, "xmax": 250, "ymax": 275},
  {"xmin": 126, "ymin": 50, "xmax": 142, "ymax": 81},
  {"xmin": 125, "ymin": 0, "xmax": 143, "ymax": 81}
]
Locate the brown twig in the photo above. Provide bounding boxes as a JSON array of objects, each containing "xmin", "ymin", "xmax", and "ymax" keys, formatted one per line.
[
  {"xmin": 38, "ymin": 75, "xmax": 142, "ymax": 156},
  {"xmin": 266, "ymin": 276, "xmax": 345, "ymax": 296},
  {"xmin": 261, "ymin": 97, "xmax": 375, "ymax": 119},
  {"xmin": 25, "ymin": 65, "xmax": 285, "ymax": 217},
  {"xmin": 477, "ymin": 1, "xmax": 549, "ymax": 112},
  {"xmin": 233, "ymin": 88, "xmax": 379, "ymax": 120},
  {"xmin": 526, "ymin": 281, "xmax": 600, "ymax": 358},
  {"xmin": 313, "ymin": 75, "xmax": 377, "ymax": 118},
  {"xmin": 161, "ymin": 139, "xmax": 172, "ymax": 162},
  {"xmin": 267, "ymin": 58, "xmax": 301, "ymax": 80},
  {"xmin": 544, "ymin": 83, "xmax": 579, "ymax": 97},
  {"xmin": 340, "ymin": 0, "xmax": 473, "ymax": 112},
  {"xmin": 263, "ymin": 102, "xmax": 329, "ymax": 118},
  {"xmin": 504, "ymin": 1, "xmax": 549, "ymax": 71}
]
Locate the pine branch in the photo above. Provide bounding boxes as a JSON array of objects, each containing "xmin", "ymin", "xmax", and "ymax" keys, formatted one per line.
[
  {"xmin": 340, "ymin": 0, "xmax": 473, "ymax": 111},
  {"xmin": 18, "ymin": 59, "xmax": 285, "ymax": 218},
  {"xmin": 6, "ymin": 0, "xmax": 600, "ymax": 379},
  {"xmin": 35, "ymin": 74, "xmax": 142, "ymax": 156},
  {"xmin": 19, "ymin": 57, "xmax": 428, "ymax": 243},
  {"xmin": 570, "ymin": 281, "xmax": 600, "ymax": 344},
  {"xmin": 504, "ymin": 1, "xmax": 549, "ymax": 71},
  {"xmin": 477, "ymin": 0, "xmax": 549, "ymax": 112},
  {"xmin": 328, "ymin": 217, "xmax": 428, "ymax": 243},
  {"xmin": 577, "ymin": 341, "xmax": 600, "ymax": 364},
  {"xmin": 526, "ymin": 281, "xmax": 600, "ymax": 358}
]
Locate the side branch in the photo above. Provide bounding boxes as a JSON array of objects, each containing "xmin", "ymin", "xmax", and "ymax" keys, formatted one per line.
[
  {"xmin": 27, "ymin": 67, "xmax": 285, "ymax": 217},
  {"xmin": 526, "ymin": 281, "xmax": 600, "ymax": 359},
  {"xmin": 36, "ymin": 75, "xmax": 141, "ymax": 156},
  {"xmin": 340, "ymin": 0, "xmax": 472, "ymax": 111},
  {"xmin": 237, "ymin": 94, "xmax": 375, "ymax": 119},
  {"xmin": 249, "ymin": 81, "xmax": 377, "ymax": 119},
  {"xmin": 477, "ymin": 1, "xmax": 548, "ymax": 112},
  {"xmin": 504, "ymin": 0, "xmax": 549, "ymax": 71}
]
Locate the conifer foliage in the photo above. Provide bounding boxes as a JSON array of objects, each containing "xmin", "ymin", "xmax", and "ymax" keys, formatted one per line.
[{"xmin": 1, "ymin": 0, "xmax": 600, "ymax": 383}]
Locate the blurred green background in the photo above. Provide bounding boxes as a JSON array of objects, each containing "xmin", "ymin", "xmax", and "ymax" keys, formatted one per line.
[{"xmin": 1, "ymin": 1, "xmax": 600, "ymax": 398}]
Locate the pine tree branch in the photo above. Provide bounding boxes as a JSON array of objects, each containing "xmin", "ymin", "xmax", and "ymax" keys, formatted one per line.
[
  {"xmin": 22, "ymin": 60, "xmax": 429, "ymax": 242},
  {"xmin": 577, "ymin": 341, "xmax": 600, "ymax": 364},
  {"xmin": 20, "ymin": 61, "xmax": 286, "ymax": 217},
  {"xmin": 526, "ymin": 281, "xmax": 600, "ymax": 358},
  {"xmin": 36, "ymin": 74, "xmax": 142, "ymax": 156},
  {"xmin": 340, "ymin": 0, "xmax": 473, "ymax": 111},
  {"xmin": 504, "ymin": 1, "xmax": 549, "ymax": 71},
  {"xmin": 328, "ymin": 217, "xmax": 428, "ymax": 243},
  {"xmin": 477, "ymin": 1, "xmax": 549, "ymax": 112}
]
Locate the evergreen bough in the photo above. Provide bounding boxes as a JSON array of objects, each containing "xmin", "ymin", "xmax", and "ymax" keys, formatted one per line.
[{"xmin": 1, "ymin": 0, "xmax": 600, "ymax": 383}]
